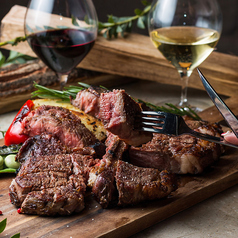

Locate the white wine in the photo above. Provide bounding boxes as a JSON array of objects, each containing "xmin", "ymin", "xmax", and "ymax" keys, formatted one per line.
[{"xmin": 150, "ymin": 26, "xmax": 220, "ymax": 72}]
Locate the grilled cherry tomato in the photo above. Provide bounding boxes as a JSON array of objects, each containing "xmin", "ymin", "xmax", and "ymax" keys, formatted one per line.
[{"xmin": 4, "ymin": 100, "xmax": 34, "ymax": 146}]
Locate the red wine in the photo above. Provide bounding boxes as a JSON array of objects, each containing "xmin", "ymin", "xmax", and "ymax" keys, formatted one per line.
[{"xmin": 27, "ymin": 28, "xmax": 95, "ymax": 74}]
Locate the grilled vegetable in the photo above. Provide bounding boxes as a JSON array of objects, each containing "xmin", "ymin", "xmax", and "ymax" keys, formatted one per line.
[
  {"xmin": 4, "ymin": 98, "xmax": 107, "ymax": 147},
  {"xmin": 4, "ymin": 154, "xmax": 19, "ymax": 169},
  {"xmin": 4, "ymin": 100, "xmax": 34, "ymax": 146},
  {"xmin": 0, "ymin": 156, "xmax": 3, "ymax": 170},
  {"xmin": 32, "ymin": 99, "xmax": 107, "ymax": 141}
]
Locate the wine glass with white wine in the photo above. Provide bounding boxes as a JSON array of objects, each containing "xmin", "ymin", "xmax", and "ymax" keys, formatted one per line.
[{"xmin": 148, "ymin": 0, "xmax": 222, "ymax": 111}]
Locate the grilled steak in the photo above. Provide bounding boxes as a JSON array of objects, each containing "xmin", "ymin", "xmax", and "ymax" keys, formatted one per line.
[
  {"xmin": 16, "ymin": 133, "xmax": 103, "ymax": 164},
  {"xmin": 129, "ymin": 120, "xmax": 224, "ymax": 174},
  {"xmin": 21, "ymin": 105, "xmax": 98, "ymax": 148},
  {"xmin": 15, "ymin": 133, "xmax": 69, "ymax": 164},
  {"xmin": 99, "ymin": 89, "xmax": 153, "ymax": 146},
  {"xmin": 9, "ymin": 154, "xmax": 99, "ymax": 215},
  {"xmin": 116, "ymin": 160, "xmax": 177, "ymax": 206},
  {"xmin": 90, "ymin": 134, "xmax": 127, "ymax": 208},
  {"xmin": 71, "ymin": 86, "xmax": 108, "ymax": 118}
]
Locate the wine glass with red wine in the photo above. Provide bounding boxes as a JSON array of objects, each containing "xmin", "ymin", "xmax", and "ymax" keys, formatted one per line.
[{"xmin": 24, "ymin": 0, "xmax": 98, "ymax": 89}]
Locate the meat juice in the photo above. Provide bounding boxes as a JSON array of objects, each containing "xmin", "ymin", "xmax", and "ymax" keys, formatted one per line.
[{"xmin": 27, "ymin": 28, "xmax": 95, "ymax": 74}]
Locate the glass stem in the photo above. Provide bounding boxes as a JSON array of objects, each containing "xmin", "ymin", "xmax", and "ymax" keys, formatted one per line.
[
  {"xmin": 59, "ymin": 74, "xmax": 69, "ymax": 91},
  {"xmin": 178, "ymin": 69, "xmax": 191, "ymax": 108}
]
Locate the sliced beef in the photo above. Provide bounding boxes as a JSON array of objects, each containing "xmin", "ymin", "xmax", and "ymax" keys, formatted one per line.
[
  {"xmin": 99, "ymin": 89, "xmax": 152, "ymax": 146},
  {"xmin": 129, "ymin": 120, "xmax": 224, "ymax": 174},
  {"xmin": 9, "ymin": 154, "xmax": 98, "ymax": 216},
  {"xmin": 90, "ymin": 133, "xmax": 128, "ymax": 208},
  {"xmin": 92, "ymin": 169, "xmax": 116, "ymax": 208},
  {"xmin": 21, "ymin": 105, "xmax": 98, "ymax": 148},
  {"xmin": 16, "ymin": 133, "xmax": 101, "ymax": 164},
  {"xmin": 116, "ymin": 160, "xmax": 177, "ymax": 206},
  {"xmin": 15, "ymin": 133, "xmax": 69, "ymax": 164},
  {"xmin": 71, "ymin": 86, "xmax": 108, "ymax": 118},
  {"xmin": 20, "ymin": 184, "xmax": 85, "ymax": 216}
]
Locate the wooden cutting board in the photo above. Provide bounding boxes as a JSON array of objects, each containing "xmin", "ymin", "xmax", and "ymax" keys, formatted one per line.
[{"xmin": 1, "ymin": 99, "xmax": 238, "ymax": 238}]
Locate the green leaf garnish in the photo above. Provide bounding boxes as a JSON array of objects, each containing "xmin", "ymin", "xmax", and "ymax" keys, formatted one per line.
[
  {"xmin": 0, "ymin": 218, "xmax": 7, "ymax": 233},
  {"xmin": 98, "ymin": 1, "xmax": 151, "ymax": 39},
  {"xmin": 32, "ymin": 82, "xmax": 201, "ymax": 120},
  {"xmin": 10, "ymin": 233, "xmax": 20, "ymax": 238},
  {"xmin": 0, "ymin": 218, "xmax": 20, "ymax": 237},
  {"xmin": 0, "ymin": 0, "xmax": 152, "ymax": 47},
  {"xmin": 137, "ymin": 99, "xmax": 201, "ymax": 120}
]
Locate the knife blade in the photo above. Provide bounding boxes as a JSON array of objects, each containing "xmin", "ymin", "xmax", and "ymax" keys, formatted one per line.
[{"xmin": 197, "ymin": 68, "xmax": 238, "ymax": 138}]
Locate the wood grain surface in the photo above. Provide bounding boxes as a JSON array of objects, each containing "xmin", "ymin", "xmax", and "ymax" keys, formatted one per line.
[{"xmin": 1, "ymin": 100, "xmax": 238, "ymax": 238}]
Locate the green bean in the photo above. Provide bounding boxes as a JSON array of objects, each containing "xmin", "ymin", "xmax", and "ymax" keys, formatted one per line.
[
  {"xmin": 0, "ymin": 168, "xmax": 16, "ymax": 173},
  {"xmin": 0, "ymin": 155, "xmax": 3, "ymax": 170},
  {"xmin": 4, "ymin": 154, "xmax": 20, "ymax": 169}
]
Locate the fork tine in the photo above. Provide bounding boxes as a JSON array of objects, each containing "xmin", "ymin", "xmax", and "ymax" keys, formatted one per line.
[
  {"xmin": 140, "ymin": 116, "xmax": 165, "ymax": 122},
  {"xmin": 138, "ymin": 111, "xmax": 238, "ymax": 149},
  {"xmin": 141, "ymin": 111, "xmax": 166, "ymax": 117},
  {"xmin": 137, "ymin": 111, "xmax": 167, "ymax": 133},
  {"xmin": 140, "ymin": 127, "xmax": 164, "ymax": 133},
  {"xmin": 141, "ymin": 121, "xmax": 164, "ymax": 127},
  {"xmin": 137, "ymin": 111, "xmax": 176, "ymax": 136}
]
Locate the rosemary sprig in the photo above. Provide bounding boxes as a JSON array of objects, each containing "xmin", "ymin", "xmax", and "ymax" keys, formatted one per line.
[
  {"xmin": 0, "ymin": 1, "xmax": 152, "ymax": 48},
  {"xmin": 31, "ymin": 82, "xmax": 90, "ymax": 101},
  {"xmin": 98, "ymin": 0, "xmax": 151, "ymax": 38},
  {"xmin": 0, "ymin": 36, "xmax": 27, "ymax": 47},
  {"xmin": 137, "ymin": 99, "xmax": 201, "ymax": 120},
  {"xmin": 32, "ymin": 82, "xmax": 201, "ymax": 120}
]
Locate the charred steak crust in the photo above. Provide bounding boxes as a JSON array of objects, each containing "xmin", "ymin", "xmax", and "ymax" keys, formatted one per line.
[
  {"xmin": 129, "ymin": 120, "xmax": 224, "ymax": 174},
  {"xmin": 15, "ymin": 133, "xmax": 69, "ymax": 164},
  {"xmin": 21, "ymin": 105, "xmax": 98, "ymax": 148},
  {"xmin": 9, "ymin": 154, "xmax": 98, "ymax": 216},
  {"xmin": 16, "ymin": 133, "xmax": 103, "ymax": 164},
  {"xmin": 115, "ymin": 160, "xmax": 177, "ymax": 206}
]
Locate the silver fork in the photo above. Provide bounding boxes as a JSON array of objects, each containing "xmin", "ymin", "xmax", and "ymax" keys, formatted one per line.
[{"xmin": 137, "ymin": 111, "xmax": 238, "ymax": 149}]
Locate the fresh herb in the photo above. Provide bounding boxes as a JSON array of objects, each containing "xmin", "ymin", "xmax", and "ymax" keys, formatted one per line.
[
  {"xmin": 137, "ymin": 99, "xmax": 201, "ymax": 120},
  {"xmin": 0, "ymin": 218, "xmax": 20, "ymax": 238},
  {"xmin": 0, "ymin": 1, "xmax": 152, "ymax": 48},
  {"xmin": 98, "ymin": 0, "xmax": 151, "ymax": 39},
  {"xmin": 0, "ymin": 218, "xmax": 6, "ymax": 233},
  {"xmin": 0, "ymin": 131, "xmax": 6, "ymax": 138},
  {"xmin": 0, "ymin": 36, "xmax": 27, "ymax": 47},
  {"xmin": 31, "ymin": 82, "xmax": 90, "ymax": 101},
  {"xmin": 32, "ymin": 82, "xmax": 201, "ymax": 120},
  {"xmin": 0, "ymin": 50, "xmax": 36, "ymax": 68}
]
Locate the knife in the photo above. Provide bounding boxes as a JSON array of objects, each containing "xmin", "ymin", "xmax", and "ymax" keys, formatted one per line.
[{"xmin": 197, "ymin": 68, "xmax": 238, "ymax": 139}]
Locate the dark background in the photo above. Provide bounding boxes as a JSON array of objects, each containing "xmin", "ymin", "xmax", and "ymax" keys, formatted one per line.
[{"xmin": 0, "ymin": 0, "xmax": 238, "ymax": 55}]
